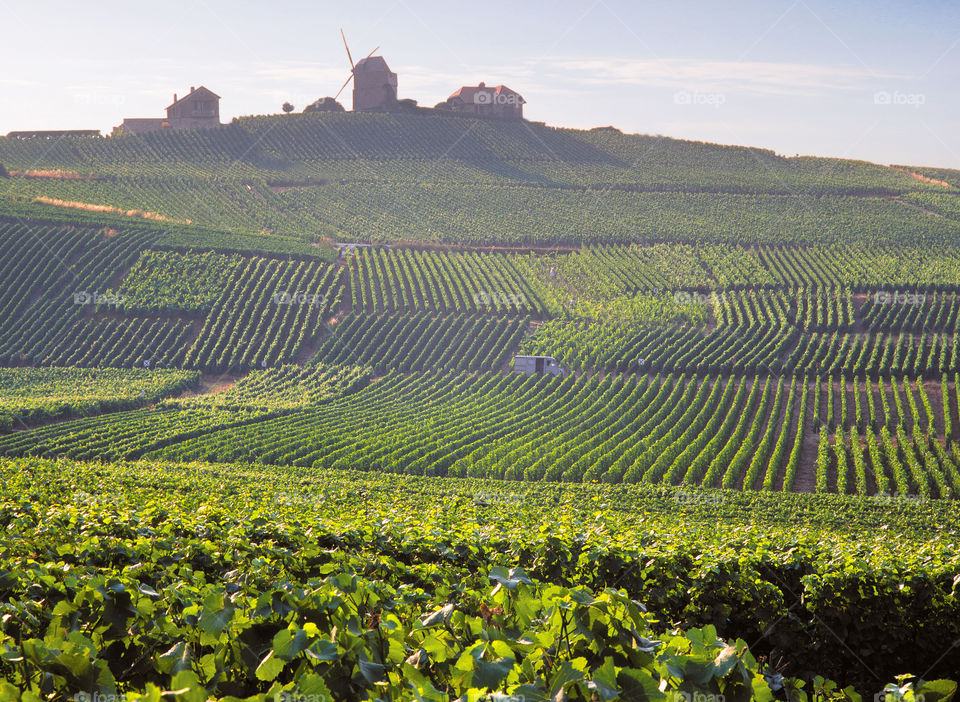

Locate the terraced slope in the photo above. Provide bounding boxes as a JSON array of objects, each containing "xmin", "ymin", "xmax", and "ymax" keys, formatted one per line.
[{"xmin": 2, "ymin": 112, "xmax": 958, "ymax": 245}]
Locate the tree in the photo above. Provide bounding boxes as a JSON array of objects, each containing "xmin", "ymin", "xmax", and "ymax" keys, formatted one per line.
[
  {"xmin": 282, "ymin": 102, "xmax": 295, "ymax": 114},
  {"xmin": 304, "ymin": 97, "xmax": 344, "ymax": 113}
]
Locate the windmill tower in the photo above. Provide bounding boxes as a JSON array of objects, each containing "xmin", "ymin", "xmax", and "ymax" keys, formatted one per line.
[{"xmin": 336, "ymin": 30, "xmax": 397, "ymax": 111}]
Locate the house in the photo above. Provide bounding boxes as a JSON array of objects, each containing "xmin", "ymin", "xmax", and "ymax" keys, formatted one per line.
[
  {"xmin": 513, "ymin": 355, "xmax": 566, "ymax": 377},
  {"xmin": 445, "ymin": 83, "xmax": 524, "ymax": 120},
  {"xmin": 352, "ymin": 56, "xmax": 398, "ymax": 111},
  {"xmin": 113, "ymin": 86, "xmax": 221, "ymax": 136}
]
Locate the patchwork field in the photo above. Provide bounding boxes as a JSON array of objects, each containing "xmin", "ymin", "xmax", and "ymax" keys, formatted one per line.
[{"xmin": 2, "ymin": 112, "xmax": 960, "ymax": 699}]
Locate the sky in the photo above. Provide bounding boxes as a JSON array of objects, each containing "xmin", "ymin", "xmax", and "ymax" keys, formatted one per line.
[{"xmin": 1, "ymin": 0, "xmax": 958, "ymax": 168}]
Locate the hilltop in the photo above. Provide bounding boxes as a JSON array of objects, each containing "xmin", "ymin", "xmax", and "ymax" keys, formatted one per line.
[{"xmin": 1, "ymin": 111, "xmax": 958, "ymax": 247}]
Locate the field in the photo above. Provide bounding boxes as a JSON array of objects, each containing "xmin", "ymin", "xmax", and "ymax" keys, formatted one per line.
[
  {"xmin": 2, "ymin": 112, "xmax": 960, "ymax": 699},
  {"xmin": 4, "ymin": 457, "xmax": 960, "ymax": 701}
]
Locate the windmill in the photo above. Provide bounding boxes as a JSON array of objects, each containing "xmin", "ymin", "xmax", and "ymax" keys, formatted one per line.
[
  {"xmin": 334, "ymin": 29, "xmax": 379, "ymax": 102},
  {"xmin": 335, "ymin": 29, "xmax": 397, "ymax": 111}
]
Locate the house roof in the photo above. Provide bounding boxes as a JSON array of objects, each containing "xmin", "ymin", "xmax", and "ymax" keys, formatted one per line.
[
  {"xmin": 166, "ymin": 86, "xmax": 220, "ymax": 110},
  {"xmin": 120, "ymin": 118, "xmax": 167, "ymax": 126},
  {"xmin": 447, "ymin": 83, "xmax": 525, "ymax": 104}
]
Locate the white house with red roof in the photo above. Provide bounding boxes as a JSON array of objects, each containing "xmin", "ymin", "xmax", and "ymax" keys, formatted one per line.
[{"xmin": 445, "ymin": 82, "xmax": 524, "ymax": 121}]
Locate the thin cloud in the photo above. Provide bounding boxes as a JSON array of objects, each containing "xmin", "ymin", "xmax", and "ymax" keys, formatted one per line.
[
  {"xmin": 0, "ymin": 78, "xmax": 40, "ymax": 87},
  {"xmin": 253, "ymin": 63, "xmax": 351, "ymax": 86},
  {"xmin": 534, "ymin": 56, "xmax": 907, "ymax": 95}
]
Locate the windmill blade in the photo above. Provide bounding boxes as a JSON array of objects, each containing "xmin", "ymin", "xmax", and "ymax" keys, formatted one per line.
[
  {"xmin": 364, "ymin": 46, "xmax": 380, "ymax": 59},
  {"xmin": 340, "ymin": 28, "xmax": 354, "ymax": 69},
  {"xmin": 334, "ymin": 72, "xmax": 354, "ymax": 100}
]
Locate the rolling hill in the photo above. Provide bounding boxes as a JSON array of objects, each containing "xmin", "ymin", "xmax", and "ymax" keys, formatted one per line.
[{"xmin": 4, "ymin": 111, "xmax": 960, "ymax": 696}]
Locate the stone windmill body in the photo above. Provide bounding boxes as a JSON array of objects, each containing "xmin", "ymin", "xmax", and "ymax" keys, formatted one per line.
[{"xmin": 336, "ymin": 30, "xmax": 397, "ymax": 112}]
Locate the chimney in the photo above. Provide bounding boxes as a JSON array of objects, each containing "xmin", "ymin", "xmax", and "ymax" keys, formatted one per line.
[
  {"xmin": 173, "ymin": 93, "xmax": 177, "ymax": 103},
  {"xmin": 478, "ymin": 82, "xmax": 485, "ymax": 88},
  {"xmin": 190, "ymin": 86, "xmax": 195, "ymax": 92}
]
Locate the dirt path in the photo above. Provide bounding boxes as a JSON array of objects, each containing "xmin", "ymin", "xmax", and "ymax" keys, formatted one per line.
[
  {"xmin": 893, "ymin": 196, "xmax": 946, "ymax": 219},
  {"xmin": 889, "ymin": 166, "xmax": 954, "ymax": 188},
  {"xmin": 245, "ymin": 183, "xmax": 269, "ymax": 203},
  {"xmin": 179, "ymin": 372, "xmax": 243, "ymax": 399},
  {"xmin": 390, "ymin": 242, "xmax": 582, "ymax": 255}
]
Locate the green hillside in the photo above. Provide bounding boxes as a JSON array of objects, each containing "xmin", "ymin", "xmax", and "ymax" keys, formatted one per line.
[
  {"xmin": 6, "ymin": 111, "xmax": 960, "ymax": 695},
  {"xmin": 2, "ymin": 112, "xmax": 958, "ymax": 245}
]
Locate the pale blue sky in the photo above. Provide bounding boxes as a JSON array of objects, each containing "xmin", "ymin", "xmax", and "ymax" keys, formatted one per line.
[{"xmin": 1, "ymin": 0, "xmax": 958, "ymax": 167}]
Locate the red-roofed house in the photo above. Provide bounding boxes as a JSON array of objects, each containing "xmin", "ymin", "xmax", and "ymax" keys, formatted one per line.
[
  {"xmin": 445, "ymin": 82, "xmax": 524, "ymax": 120},
  {"xmin": 113, "ymin": 86, "xmax": 221, "ymax": 136}
]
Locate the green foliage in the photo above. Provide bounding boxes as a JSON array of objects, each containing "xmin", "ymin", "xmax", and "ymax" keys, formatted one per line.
[
  {"xmin": 270, "ymin": 185, "xmax": 960, "ymax": 246},
  {"xmin": 349, "ymin": 247, "xmax": 550, "ymax": 316},
  {"xmin": 313, "ymin": 313, "xmax": 528, "ymax": 373},
  {"xmin": 0, "ymin": 367, "xmax": 198, "ymax": 430},
  {"xmin": 0, "ymin": 113, "xmax": 928, "ymax": 193},
  {"xmin": 3, "ymin": 369, "xmax": 955, "ymax": 499},
  {"xmin": 6, "ymin": 109, "xmax": 960, "ymax": 701},
  {"xmin": 117, "ymin": 250, "xmax": 245, "ymax": 313},
  {"xmin": 0, "ymin": 201, "xmax": 335, "ymax": 258},
  {"xmin": 183, "ymin": 257, "xmax": 342, "ymax": 371},
  {"xmin": 168, "ymin": 363, "xmax": 370, "ymax": 411},
  {"xmin": 0, "ymin": 457, "xmax": 958, "ymax": 698},
  {"xmin": 0, "ymin": 219, "xmax": 160, "ymax": 366},
  {"xmin": 0, "ymin": 113, "xmax": 952, "ymax": 247},
  {"xmin": 562, "ymin": 292, "xmax": 709, "ymax": 326}
]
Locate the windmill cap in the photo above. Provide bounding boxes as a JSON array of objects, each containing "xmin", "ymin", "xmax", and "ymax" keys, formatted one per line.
[{"xmin": 354, "ymin": 56, "xmax": 391, "ymax": 71}]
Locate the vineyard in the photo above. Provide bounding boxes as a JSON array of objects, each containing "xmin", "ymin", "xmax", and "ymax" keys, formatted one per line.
[
  {"xmin": 0, "ymin": 367, "xmax": 197, "ymax": 429},
  {"xmin": 1, "ymin": 456, "xmax": 959, "ymax": 701},
  {"xmin": 313, "ymin": 313, "xmax": 528, "ymax": 373},
  {"xmin": 348, "ymin": 247, "xmax": 550, "ymax": 315},
  {"xmin": 2, "ymin": 112, "xmax": 960, "ymax": 247},
  {"xmin": 3, "ymin": 369, "xmax": 959, "ymax": 500},
  {"xmin": 181, "ymin": 257, "xmax": 342, "ymax": 371},
  {"xmin": 116, "ymin": 250, "xmax": 245, "ymax": 313},
  {"xmin": 5, "ymin": 108, "xmax": 960, "ymax": 697},
  {"xmin": 170, "ymin": 363, "xmax": 371, "ymax": 411}
]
